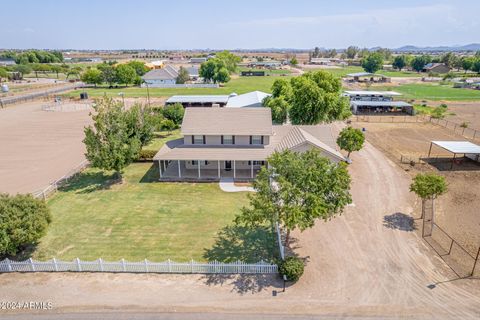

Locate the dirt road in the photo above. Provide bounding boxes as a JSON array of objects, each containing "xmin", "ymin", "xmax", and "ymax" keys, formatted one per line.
[
  {"xmin": 0, "ymin": 101, "xmax": 91, "ymax": 194},
  {"xmin": 1, "ymin": 143, "xmax": 479, "ymax": 319}
]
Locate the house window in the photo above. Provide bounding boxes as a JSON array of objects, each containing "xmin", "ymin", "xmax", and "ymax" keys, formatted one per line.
[
  {"xmin": 250, "ymin": 135, "xmax": 263, "ymax": 145},
  {"xmin": 248, "ymin": 161, "xmax": 265, "ymax": 166},
  {"xmin": 193, "ymin": 135, "xmax": 205, "ymax": 145},
  {"xmin": 222, "ymin": 135, "xmax": 234, "ymax": 145},
  {"xmin": 192, "ymin": 160, "xmax": 209, "ymax": 166}
]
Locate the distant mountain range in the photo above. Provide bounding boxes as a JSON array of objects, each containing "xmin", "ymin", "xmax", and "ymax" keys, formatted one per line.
[{"xmin": 394, "ymin": 43, "xmax": 480, "ymax": 52}]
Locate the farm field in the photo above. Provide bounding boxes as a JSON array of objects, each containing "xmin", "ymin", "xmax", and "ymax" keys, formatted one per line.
[
  {"xmin": 374, "ymin": 83, "xmax": 480, "ymax": 101},
  {"xmin": 351, "ymin": 121, "xmax": 480, "ymax": 257},
  {"xmin": 63, "ymin": 76, "xmax": 292, "ymax": 98},
  {"xmin": 301, "ymin": 65, "xmax": 421, "ymax": 78},
  {"xmin": 32, "ymin": 163, "xmax": 275, "ymax": 262}
]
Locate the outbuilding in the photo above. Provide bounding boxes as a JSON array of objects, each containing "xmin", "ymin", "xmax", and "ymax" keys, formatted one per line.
[{"xmin": 428, "ymin": 140, "xmax": 480, "ymax": 169}]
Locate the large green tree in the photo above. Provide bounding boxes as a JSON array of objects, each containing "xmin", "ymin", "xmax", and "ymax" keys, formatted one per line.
[
  {"xmin": 215, "ymin": 50, "xmax": 241, "ymax": 73},
  {"xmin": 236, "ymin": 149, "xmax": 352, "ymax": 246},
  {"xmin": 115, "ymin": 64, "xmax": 136, "ymax": 86},
  {"xmin": 345, "ymin": 46, "xmax": 359, "ymax": 59},
  {"xmin": 337, "ymin": 127, "xmax": 365, "ymax": 158},
  {"xmin": 263, "ymin": 96, "xmax": 290, "ymax": 124},
  {"xmin": 162, "ymin": 103, "xmax": 185, "ymax": 126},
  {"xmin": 410, "ymin": 173, "xmax": 447, "ymax": 226},
  {"xmin": 361, "ymin": 52, "xmax": 384, "ymax": 73},
  {"xmin": 81, "ymin": 68, "xmax": 103, "ymax": 87},
  {"xmin": 126, "ymin": 60, "xmax": 149, "ymax": 76},
  {"xmin": 83, "ymin": 97, "xmax": 142, "ymax": 179},
  {"xmin": 410, "ymin": 55, "xmax": 432, "ymax": 72},
  {"xmin": 97, "ymin": 63, "xmax": 117, "ymax": 86},
  {"xmin": 392, "ymin": 55, "xmax": 407, "ymax": 71},
  {"xmin": 0, "ymin": 194, "xmax": 51, "ymax": 256},
  {"xmin": 199, "ymin": 59, "xmax": 231, "ymax": 84},
  {"xmin": 176, "ymin": 66, "xmax": 190, "ymax": 84}
]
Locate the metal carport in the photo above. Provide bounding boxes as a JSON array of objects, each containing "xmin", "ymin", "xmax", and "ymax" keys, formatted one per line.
[{"xmin": 428, "ymin": 141, "xmax": 480, "ymax": 169}]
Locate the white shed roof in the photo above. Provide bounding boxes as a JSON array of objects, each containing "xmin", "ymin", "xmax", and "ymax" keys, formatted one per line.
[
  {"xmin": 226, "ymin": 91, "xmax": 271, "ymax": 108},
  {"xmin": 432, "ymin": 141, "xmax": 480, "ymax": 154}
]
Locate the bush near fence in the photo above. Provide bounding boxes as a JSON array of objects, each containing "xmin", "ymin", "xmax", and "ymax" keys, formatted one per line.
[{"xmin": 0, "ymin": 258, "xmax": 278, "ymax": 274}]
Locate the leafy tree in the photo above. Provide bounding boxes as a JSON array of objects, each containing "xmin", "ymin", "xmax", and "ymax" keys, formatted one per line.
[
  {"xmin": 81, "ymin": 68, "xmax": 103, "ymax": 86},
  {"xmin": 31, "ymin": 63, "xmax": 52, "ymax": 78},
  {"xmin": 83, "ymin": 97, "xmax": 141, "ymax": 179},
  {"xmin": 161, "ymin": 119, "xmax": 177, "ymax": 133},
  {"xmin": 472, "ymin": 58, "xmax": 480, "ymax": 74},
  {"xmin": 392, "ymin": 55, "xmax": 407, "ymax": 71},
  {"xmin": 312, "ymin": 47, "xmax": 321, "ymax": 58},
  {"xmin": 0, "ymin": 194, "xmax": 51, "ymax": 256},
  {"xmin": 361, "ymin": 52, "xmax": 383, "ymax": 73},
  {"xmin": 410, "ymin": 55, "xmax": 431, "ymax": 72},
  {"xmin": 236, "ymin": 149, "xmax": 352, "ymax": 246},
  {"xmin": 12, "ymin": 64, "xmax": 32, "ymax": 76},
  {"xmin": 289, "ymin": 71, "xmax": 350, "ymax": 124},
  {"xmin": 176, "ymin": 66, "xmax": 190, "ymax": 84},
  {"xmin": 198, "ymin": 59, "xmax": 217, "ymax": 82},
  {"xmin": 97, "ymin": 63, "xmax": 117, "ymax": 86},
  {"xmin": 345, "ymin": 46, "xmax": 359, "ymax": 59},
  {"xmin": 290, "ymin": 56, "xmax": 298, "ymax": 66},
  {"xmin": 461, "ymin": 57, "xmax": 474, "ymax": 72},
  {"xmin": 213, "ymin": 67, "xmax": 230, "ymax": 83},
  {"xmin": 410, "ymin": 173, "xmax": 447, "ymax": 220},
  {"xmin": 271, "ymin": 78, "xmax": 293, "ymax": 101},
  {"xmin": 279, "ymin": 257, "xmax": 304, "ymax": 282},
  {"xmin": 125, "ymin": 104, "xmax": 156, "ymax": 146},
  {"xmin": 115, "ymin": 64, "xmax": 136, "ymax": 86},
  {"xmin": 66, "ymin": 66, "xmax": 82, "ymax": 80},
  {"xmin": 263, "ymin": 96, "xmax": 289, "ymax": 124},
  {"xmin": 215, "ymin": 50, "xmax": 241, "ymax": 73},
  {"xmin": 0, "ymin": 68, "xmax": 7, "ymax": 81},
  {"xmin": 126, "ymin": 60, "xmax": 148, "ymax": 76},
  {"xmin": 337, "ymin": 127, "xmax": 365, "ymax": 158},
  {"xmin": 162, "ymin": 103, "xmax": 185, "ymax": 125},
  {"xmin": 440, "ymin": 52, "xmax": 456, "ymax": 68}
]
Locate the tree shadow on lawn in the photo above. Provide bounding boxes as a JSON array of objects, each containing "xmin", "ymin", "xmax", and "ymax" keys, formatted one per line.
[
  {"xmin": 139, "ymin": 163, "xmax": 159, "ymax": 183},
  {"xmin": 60, "ymin": 171, "xmax": 118, "ymax": 194},
  {"xmin": 383, "ymin": 212, "xmax": 416, "ymax": 232},
  {"xmin": 202, "ymin": 224, "xmax": 284, "ymax": 294}
]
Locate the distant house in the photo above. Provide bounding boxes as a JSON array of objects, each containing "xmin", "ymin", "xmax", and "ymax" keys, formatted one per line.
[
  {"xmin": 0, "ymin": 58, "xmax": 16, "ymax": 67},
  {"xmin": 422, "ymin": 63, "xmax": 450, "ymax": 74},
  {"xmin": 186, "ymin": 66, "xmax": 199, "ymax": 80},
  {"xmin": 166, "ymin": 91, "xmax": 271, "ymax": 108},
  {"xmin": 310, "ymin": 58, "xmax": 346, "ymax": 66},
  {"xmin": 154, "ymin": 108, "xmax": 346, "ymax": 181},
  {"xmin": 190, "ymin": 57, "xmax": 207, "ymax": 64},
  {"xmin": 142, "ymin": 65, "xmax": 178, "ymax": 85}
]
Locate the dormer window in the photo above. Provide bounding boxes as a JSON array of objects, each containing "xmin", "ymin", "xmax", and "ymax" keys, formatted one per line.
[
  {"xmin": 250, "ymin": 135, "xmax": 263, "ymax": 145},
  {"xmin": 192, "ymin": 135, "xmax": 205, "ymax": 145},
  {"xmin": 221, "ymin": 135, "xmax": 235, "ymax": 145}
]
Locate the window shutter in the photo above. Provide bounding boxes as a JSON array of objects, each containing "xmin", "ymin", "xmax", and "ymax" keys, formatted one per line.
[
  {"xmin": 249, "ymin": 136, "xmax": 252, "ymax": 144},
  {"xmin": 221, "ymin": 135, "xmax": 224, "ymax": 144},
  {"xmin": 248, "ymin": 161, "xmax": 251, "ymax": 165},
  {"xmin": 203, "ymin": 135, "xmax": 206, "ymax": 144},
  {"xmin": 232, "ymin": 135, "xmax": 235, "ymax": 145},
  {"xmin": 261, "ymin": 136, "xmax": 264, "ymax": 144},
  {"xmin": 191, "ymin": 136, "xmax": 194, "ymax": 144}
]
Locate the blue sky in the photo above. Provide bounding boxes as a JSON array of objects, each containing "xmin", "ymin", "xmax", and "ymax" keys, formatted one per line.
[{"xmin": 3, "ymin": 0, "xmax": 479, "ymax": 50}]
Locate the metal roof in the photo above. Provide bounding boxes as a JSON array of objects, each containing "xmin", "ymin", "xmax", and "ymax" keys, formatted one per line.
[
  {"xmin": 166, "ymin": 95, "xmax": 230, "ymax": 104},
  {"xmin": 226, "ymin": 91, "xmax": 271, "ymax": 108},
  {"xmin": 142, "ymin": 65, "xmax": 178, "ymax": 80},
  {"xmin": 432, "ymin": 141, "xmax": 480, "ymax": 154},
  {"xmin": 346, "ymin": 72, "xmax": 388, "ymax": 78},
  {"xmin": 345, "ymin": 90, "xmax": 402, "ymax": 96},
  {"xmin": 181, "ymin": 107, "xmax": 273, "ymax": 136},
  {"xmin": 351, "ymin": 101, "xmax": 412, "ymax": 107}
]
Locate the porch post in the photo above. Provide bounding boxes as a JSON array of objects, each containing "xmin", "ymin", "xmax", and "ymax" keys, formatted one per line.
[
  {"xmin": 217, "ymin": 160, "xmax": 220, "ymax": 178},
  {"xmin": 233, "ymin": 160, "xmax": 236, "ymax": 179},
  {"xmin": 159, "ymin": 160, "xmax": 163, "ymax": 178},
  {"xmin": 198, "ymin": 160, "xmax": 201, "ymax": 179},
  {"xmin": 251, "ymin": 160, "xmax": 253, "ymax": 178},
  {"xmin": 177, "ymin": 160, "xmax": 181, "ymax": 178}
]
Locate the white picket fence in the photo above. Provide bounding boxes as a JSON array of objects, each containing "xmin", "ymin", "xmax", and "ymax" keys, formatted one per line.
[{"xmin": 0, "ymin": 258, "xmax": 278, "ymax": 274}]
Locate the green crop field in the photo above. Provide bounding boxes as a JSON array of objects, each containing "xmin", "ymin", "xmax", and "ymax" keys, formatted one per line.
[{"xmin": 374, "ymin": 83, "xmax": 480, "ymax": 101}]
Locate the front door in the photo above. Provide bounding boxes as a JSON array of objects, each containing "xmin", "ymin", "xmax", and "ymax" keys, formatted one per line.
[{"xmin": 225, "ymin": 161, "xmax": 232, "ymax": 171}]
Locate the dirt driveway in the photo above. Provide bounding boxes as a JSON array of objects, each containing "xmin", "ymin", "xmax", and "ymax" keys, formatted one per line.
[
  {"xmin": 0, "ymin": 100, "xmax": 91, "ymax": 194},
  {"xmin": 1, "ymin": 142, "xmax": 479, "ymax": 319}
]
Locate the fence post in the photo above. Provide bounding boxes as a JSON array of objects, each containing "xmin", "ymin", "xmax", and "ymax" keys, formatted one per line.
[
  {"xmin": 76, "ymin": 258, "xmax": 82, "ymax": 272},
  {"xmin": 144, "ymin": 259, "xmax": 149, "ymax": 272},
  {"xmin": 53, "ymin": 258, "xmax": 58, "ymax": 271},
  {"xmin": 121, "ymin": 258, "xmax": 126, "ymax": 272},
  {"xmin": 168, "ymin": 259, "xmax": 172, "ymax": 272},
  {"xmin": 190, "ymin": 259, "xmax": 194, "ymax": 273},
  {"xmin": 6, "ymin": 258, "xmax": 12, "ymax": 272},
  {"xmin": 29, "ymin": 258, "xmax": 35, "ymax": 272},
  {"xmin": 99, "ymin": 258, "xmax": 104, "ymax": 272}
]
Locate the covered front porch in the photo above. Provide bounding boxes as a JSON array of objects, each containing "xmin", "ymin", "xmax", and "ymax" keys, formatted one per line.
[{"xmin": 157, "ymin": 159, "xmax": 266, "ymax": 181}]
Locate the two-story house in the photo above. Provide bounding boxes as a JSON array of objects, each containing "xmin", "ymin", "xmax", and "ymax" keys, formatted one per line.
[{"xmin": 154, "ymin": 107, "xmax": 346, "ymax": 181}]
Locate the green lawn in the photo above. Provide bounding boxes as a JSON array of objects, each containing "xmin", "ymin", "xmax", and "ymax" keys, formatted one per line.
[
  {"xmin": 33, "ymin": 163, "xmax": 275, "ymax": 262},
  {"xmin": 374, "ymin": 83, "xmax": 480, "ymax": 101},
  {"xmin": 237, "ymin": 67, "xmax": 292, "ymax": 75},
  {"xmin": 143, "ymin": 130, "xmax": 182, "ymax": 152},
  {"xmin": 64, "ymin": 76, "xmax": 292, "ymax": 98},
  {"xmin": 304, "ymin": 66, "xmax": 420, "ymax": 78}
]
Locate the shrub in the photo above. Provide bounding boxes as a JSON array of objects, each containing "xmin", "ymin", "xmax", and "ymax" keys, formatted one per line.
[
  {"xmin": 278, "ymin": 256, "xmax": 304, "ymax": 282},
  {"xmin": 0, "ymin": 194, "xmax": 51, "ymax": 257},
  {"xmin": 137, "ymin": 149, "xmax": 157, "ymax": 161}
]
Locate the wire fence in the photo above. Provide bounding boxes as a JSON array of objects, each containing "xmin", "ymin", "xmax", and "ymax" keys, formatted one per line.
[
  {"xmin": 427, "ymin": 117, "xmax": 480, "ymax": 141},
  {"xmin": 31, "ymin": 160, "xmax": 89, "ymax": 200},
  {"xmin": 418, "ymin": 199, "xmax": 480, "ymax": 278},
  {"xmin": 0, "ymin": 83, "xmax": 84, "ymax": 108},
  {"xmin": 0, "ymin": 258, "xmax": 278, "ymax": 274}
]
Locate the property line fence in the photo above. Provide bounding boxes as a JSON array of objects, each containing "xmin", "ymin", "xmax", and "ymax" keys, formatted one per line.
[
  {"xmin": 417, "ymin": 199, "xmax": 480, "ymax": 278},
  {"xmin": 141, "ymin": 83, "xmax": 219, "ymax": 88},
  {"xmin": 31, "ymin": 160, "xmax": 89, "ymax": 200},
  {"xmin": 0, "ymin": 258, "xmax": 278, "ymax": 274},
  {"xmin": 0, "ymin": 83, "xmax": 84, "ymax": 108},
  {"xmin": 426, "ymin": 117, "xmax": 480, "ymax": 141}
]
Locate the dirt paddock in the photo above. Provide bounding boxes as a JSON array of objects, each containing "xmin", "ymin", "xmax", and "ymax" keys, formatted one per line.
[
  {"xmin": 0, "ymin": 100, "xmax": 92, "ymax": 194},
  {"xmin": 352, "ymin": 121, "xmax": 480, "ymax": 259}
]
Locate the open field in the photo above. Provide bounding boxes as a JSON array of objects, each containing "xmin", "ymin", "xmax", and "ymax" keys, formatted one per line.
[
  {"xmin": 351, "ymin": 121, "xmax": 480, "ymax": 257},
  {"xmin": 3, "ymin": 141, "xmax": 479, "ymax": 318},
  {"xmin": 301, "ymin": 65, "xmax": 422, "ymax": 78},
  {"xmin": 32, "ymin": 163, "xmax": 275, "ymax": 262},
  {"xmin": 237, "ymin": 67, "xmax": 292, "ymax": 75},
  {"xmin": 373, "ymin": 83, "xmax": 480, "ymax": 101},
  {"xmin": 63, "ymin": 76, "xmax": 293, "ymax": 98},
  {"xmin": 0, "ymin": 100, "xmax": 91, "ymax": 194}
]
